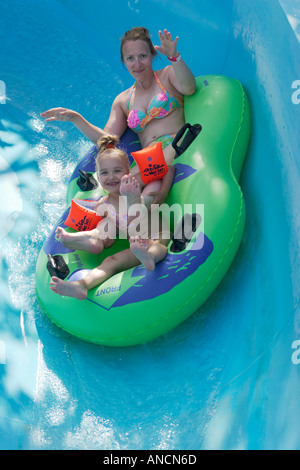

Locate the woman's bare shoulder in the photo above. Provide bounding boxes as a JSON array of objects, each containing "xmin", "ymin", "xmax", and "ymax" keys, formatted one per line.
[{"xmin": 113, "ymin": 87, "xmax": 133, "ymax": 112}]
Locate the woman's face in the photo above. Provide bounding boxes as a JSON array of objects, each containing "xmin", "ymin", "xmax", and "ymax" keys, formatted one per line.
[{"xmin": 122, "ymin": 40, "xmax": 154, "ymax": 79}]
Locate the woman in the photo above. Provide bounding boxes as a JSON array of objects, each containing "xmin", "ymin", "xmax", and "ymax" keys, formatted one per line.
[{"xmin": 40, "ymin": 27, "xmax": 196, "ymax": 203}]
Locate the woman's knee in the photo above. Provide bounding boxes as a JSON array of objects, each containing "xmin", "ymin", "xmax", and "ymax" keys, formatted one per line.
[{"xmin": 142, "ymin": 180, "xmax": 161, "ymax": 197}]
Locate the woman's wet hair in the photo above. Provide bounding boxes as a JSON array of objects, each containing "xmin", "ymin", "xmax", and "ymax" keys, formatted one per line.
[{"xmin": 120, "ymin": 27, "xmax": 158, "ymax": 62}]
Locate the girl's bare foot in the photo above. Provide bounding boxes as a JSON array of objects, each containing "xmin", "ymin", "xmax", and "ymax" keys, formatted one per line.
[
  {"xmin": 56, "ymin": 227, "xmax": 74, "ymax": 247},
  {"xmin": 129, "ymin": 236, "xmax": 155, "ymax": 271},
  {"xmin": 120, "ymin": 175, "xmax": 141, "ymax": 208},
  {"xmin": 50, "ymin": 276, "xmax": 87, "ymax": 300},
  {"xmin": 55, "ymin": 226, "xmax": 104, "ymax": 254}
]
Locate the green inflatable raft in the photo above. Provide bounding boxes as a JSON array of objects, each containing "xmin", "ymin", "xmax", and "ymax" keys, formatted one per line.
[{"xmin": 35, "ymin": 75, "xmax": 251, "ymax": 346}]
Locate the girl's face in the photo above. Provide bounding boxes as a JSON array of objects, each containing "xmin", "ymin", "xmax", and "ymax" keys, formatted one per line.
[
  {"xmin": 122, "ymin": 40, "xmax": 154, "ymax": 80},
  {"xmin": 97, "ymin": 154, "xmax": 129, "ymax": 194}
]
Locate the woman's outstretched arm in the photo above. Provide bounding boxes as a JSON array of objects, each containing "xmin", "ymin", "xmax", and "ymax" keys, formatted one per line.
[{"xmin": 41, "ymin": 93, "xmax": 128, "ymax": 144}]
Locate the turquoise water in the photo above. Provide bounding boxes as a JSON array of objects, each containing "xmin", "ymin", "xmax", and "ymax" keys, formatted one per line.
[{"xmin": 0, "ymin": 0, "xmax": 300, "ymax": 450}]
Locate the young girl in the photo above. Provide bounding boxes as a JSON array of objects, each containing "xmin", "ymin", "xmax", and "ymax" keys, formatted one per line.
[{"xmin": 50, "ymin": 135, "xmax": 174, "ymax": 300}]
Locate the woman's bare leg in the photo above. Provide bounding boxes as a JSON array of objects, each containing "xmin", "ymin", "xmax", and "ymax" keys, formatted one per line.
[
  {"xmin": 129, "ymin": 236, "xmax": 167, "ymax": 271},
  {"xmin": 141, "ymin": 180, "xmax": 162, "ymax": 207}
]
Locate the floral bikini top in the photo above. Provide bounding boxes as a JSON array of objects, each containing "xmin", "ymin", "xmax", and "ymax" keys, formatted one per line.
[{"xmin": 127, "ymin": 72, "xmax": 183, "ymax": 134}]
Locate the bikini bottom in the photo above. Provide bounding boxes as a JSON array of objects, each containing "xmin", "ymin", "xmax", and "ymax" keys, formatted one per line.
[{"xmin": 130, "ymin": 134, "xmax": 175, "ymax": 169}]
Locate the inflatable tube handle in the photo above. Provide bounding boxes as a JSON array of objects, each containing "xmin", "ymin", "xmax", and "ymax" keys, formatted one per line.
[
  {"xmin": 47, "ymin": 254, "xmax": 70, "ymax": 280},
  {"xmin": 170, "ymin": 213, "xmax": 202, "ymax": 252},
  {"xmin": 77, "ymin": 170, "xmax": 99, "ymax": 191},
  {"xmin": 172, "ymin": 123, "xmax": 202, "ymax": 157}
]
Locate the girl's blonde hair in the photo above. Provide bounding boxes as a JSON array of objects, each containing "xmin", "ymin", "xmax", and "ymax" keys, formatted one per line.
[{"xmin": 96, "ymin": 135, "xmax": 129, "ymax": 174}]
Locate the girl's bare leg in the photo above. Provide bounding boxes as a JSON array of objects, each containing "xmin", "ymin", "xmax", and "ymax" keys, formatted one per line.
[
  {"xmin": 56, "ymin": 218, "xmax": 116, "ymax": 254},
  {"xmin": 50, "ymin": 248, "xmax": 141, "ymax": 300},
  {"xmin": 56, "ymin": 226, "xmax": 105, "ymax": 254}
]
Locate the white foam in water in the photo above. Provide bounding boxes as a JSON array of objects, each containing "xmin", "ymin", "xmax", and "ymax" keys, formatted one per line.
[{"xmin": 0, "ymin": 149, "xmax": 23, "ymax": 239}]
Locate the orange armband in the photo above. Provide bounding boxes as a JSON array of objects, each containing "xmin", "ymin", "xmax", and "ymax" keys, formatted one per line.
[
  {"xmin": 64, "ymin": 199, "xmax": 103, "ymax": 231},
  {"xmin": 131, "ymin": 141, "xmax": 168, "ymax": 184}
]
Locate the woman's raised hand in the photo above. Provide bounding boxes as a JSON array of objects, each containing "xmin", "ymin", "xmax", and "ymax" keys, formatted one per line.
[
  {"xmin": 40, "ymin": 107, "xmax": 78, "ymax": 122},
  {"xmin": 154, "ymin": 29, "xmax": 179, "ymax": 58}
]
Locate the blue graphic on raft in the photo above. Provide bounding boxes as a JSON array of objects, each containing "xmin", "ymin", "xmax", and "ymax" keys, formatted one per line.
[
  {"xmin": 173, "ymin": 163, "xmax": 197, "ymax": 183},
  {"xmin": 112, "ymin": 231, "xmax": 213, "ymax": 308}
]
